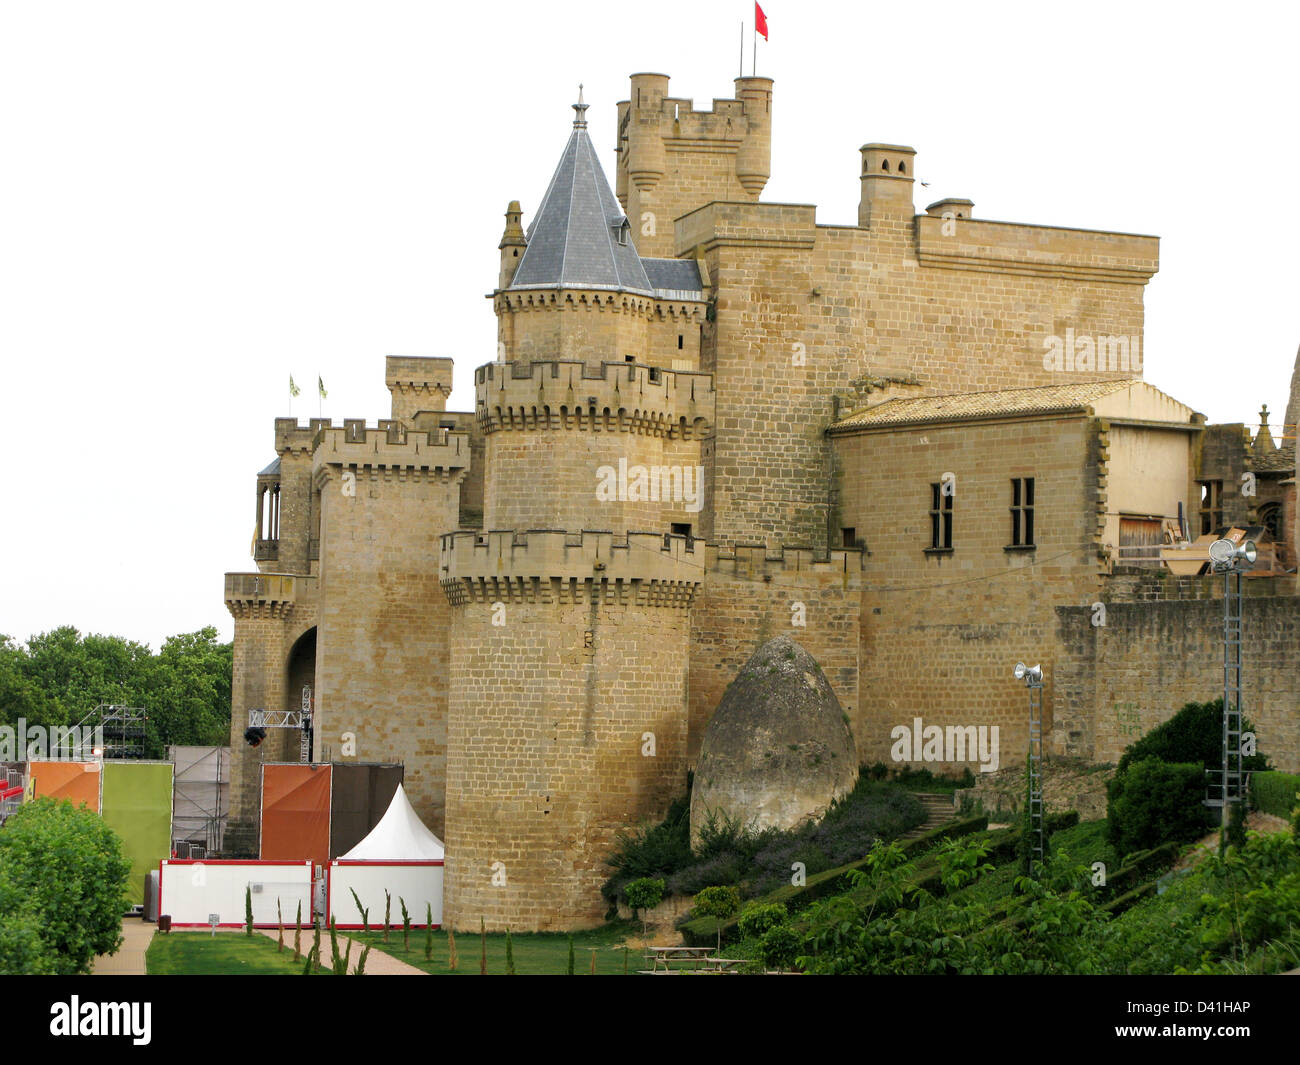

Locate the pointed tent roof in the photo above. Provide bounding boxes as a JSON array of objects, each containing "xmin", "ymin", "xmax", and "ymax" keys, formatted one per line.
[
  {"xmin": 509, "ymin": 92, "xmax": 656, "ymax": 297},
  {"xmin": 338, "ymin": 784, "xmax": 445, "ymax": 861}
]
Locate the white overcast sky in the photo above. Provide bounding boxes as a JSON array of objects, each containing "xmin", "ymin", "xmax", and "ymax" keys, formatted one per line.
[{"xmin": 1, "ymin": 0, "xmax": 1296, "ymax": 650}]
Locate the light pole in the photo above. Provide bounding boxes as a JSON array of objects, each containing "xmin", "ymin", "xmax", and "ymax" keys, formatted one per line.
[
  {"xmin": 1207, "ymin": 537, "xmax": 1256, "ymax": 853},
  {"xmin": 1014, "ymin": 662, "xmax": 1045, "ymax": 872}
]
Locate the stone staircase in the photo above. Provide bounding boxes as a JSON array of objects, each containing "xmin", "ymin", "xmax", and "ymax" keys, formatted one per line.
[{"xmin": 901, "ymin": 792, "xmax": 957, "ymax": 839}]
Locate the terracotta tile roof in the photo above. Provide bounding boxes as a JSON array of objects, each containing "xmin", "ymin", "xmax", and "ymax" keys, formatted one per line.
[{"xmin": 830, "ymin": 379, "xmax": 1144, "ymax": 431}]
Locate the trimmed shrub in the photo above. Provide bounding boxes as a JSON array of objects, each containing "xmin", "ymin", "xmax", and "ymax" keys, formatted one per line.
[
  {"xmin": 1117, "ymin": 698, "xmax": 1269, "ymax": 775},
  {"xmin": 623, "ymin": 877, "xmax": 665, "ymax": 936},
  {"xmin": 1107, "ymin": 758, "xmax": 1208, "ymax": 859},
  {"xmin": 736, "ymin": 902, "xmax": 787, "ymax": 940},
  {"xmin": 1251, "ymin": 771, "xmax": 1300, "ymax": 819},
  {"xmin": 0, "ymin": 797, "xmax": 130, "ymax": 974},
  {"xmin": 759, "ymin": 923, "xmax": 800, "ymax": 970}
]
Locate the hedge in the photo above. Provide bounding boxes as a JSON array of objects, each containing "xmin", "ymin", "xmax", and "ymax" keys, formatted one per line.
[
  {"xmin": 1099, "ymin": 841, "xmax": 1182, "ymax": 898},
  {"xmin": 678, "ymin": 815, "xmax": 989, "ymax": 946},
  {"xmin": 1250, "ymin": 771, "xmax": 1300, "ymax": 819}
]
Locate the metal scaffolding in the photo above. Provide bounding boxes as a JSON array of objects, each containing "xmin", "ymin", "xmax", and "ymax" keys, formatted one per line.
[
  {"xmin": 76, "ymin": 703, "xmax": 148, "ymax": 759},
  {"xmin": 1027, "ymin": 674, "xmax": 1045, "ymax": 870}
]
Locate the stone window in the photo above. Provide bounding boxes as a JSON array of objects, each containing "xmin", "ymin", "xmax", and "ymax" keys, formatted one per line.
[
  {"xmin": 1198, "ymin": 480, "xmax": 1223, "ymax": 536},
  {"xmin": 842, "ymin": 527, "xmax": 856, "ymax": 548},
  {"xmin": 1259, "ymin": 500, "xmax": 1282, "ymax": 543},
  {"xmin": 1010, "ymin": 477, "xmax": 1035, "ymax": 548},
  {"xmin": 928, "ymin": 483, "xmax": 953, "ymax": 551}
]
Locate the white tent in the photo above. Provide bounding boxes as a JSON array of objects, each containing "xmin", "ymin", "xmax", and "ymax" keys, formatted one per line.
[
  {"xmin": 328, "ymin": 785, "xmax": 444, "ymax": 928},
  {"xmin": 338, "ymin": 784, "xmax": 445, "ymax": 860}
]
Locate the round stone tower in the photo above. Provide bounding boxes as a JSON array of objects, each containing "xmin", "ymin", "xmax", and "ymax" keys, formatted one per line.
[{"xmin": 440, "ymin": 530, "xmax": 702, "ymax": 930}]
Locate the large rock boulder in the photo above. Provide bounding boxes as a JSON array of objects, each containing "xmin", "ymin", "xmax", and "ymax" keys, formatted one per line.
[{"xmin": 690, "ymin": 635, "xmax": 858, "ymax": 846}]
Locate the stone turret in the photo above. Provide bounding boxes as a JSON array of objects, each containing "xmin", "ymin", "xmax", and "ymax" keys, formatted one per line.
[
  {"xmin": 617, "ymin": 72, "xmax": 774, "ymax": 257},
  {"xmin": 859, "ymin": 143, "xmax": 916, "ymax": 228},
  {"xmin": 498, "ymin": 201, "xmax": 526, "ymax": 290},
  {"xmin": 440, "ymin": 530, "xmax": 703, "ymax": 930},
  {"xmin": 493, "ymin": 92, "xmax": 707, "ymax": 370},
  {"xmin": 1285, "ymin": 341, "xmax": 1300, "ymax": 455}
]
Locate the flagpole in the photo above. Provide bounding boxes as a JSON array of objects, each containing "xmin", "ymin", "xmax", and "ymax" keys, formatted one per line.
[
  {"xmin": 739, "ymin": 21, "xmax": 743, "ymax": 78},
  {"xmin": 753, "ymin": 20, "xmax": 756, "ymax": 76}
]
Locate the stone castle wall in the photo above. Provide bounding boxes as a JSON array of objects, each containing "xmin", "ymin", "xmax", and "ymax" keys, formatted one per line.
[
  {"xmin": 681, "ymin": 199, "xmax": 1156, "ymax": 551},
  {"xmin": 441, "ymin": 530, "xmax": 700, "ymax": 930},
  {"xmin": 835, "ymin": 413, "xmax": 1104, "ymax": 771},
  {"xmin": 223, "ymin": 573, "xmax": 316, "ymax": 855},
  {"xmin": 477, "ymin": 360, "xmax": 714, "ymax": 534},
  {"xmin": 310, "ymin": 426, "xmax": 470, "ymax": 836},
  {"xmin": 1055, "ymin": 595, "xmax": 1300, "ymax": 773},
  {"xmin": 495, "ymin": 291, "xmax": 705, "ymax": 369},
  {"xmin": 688, "ymin": 545, "xmax": 861, "ymax": 761}
]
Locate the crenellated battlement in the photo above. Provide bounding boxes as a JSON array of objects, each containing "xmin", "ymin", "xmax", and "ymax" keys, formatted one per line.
[
  {"xmin": 616, "ymin": 73, "xmax": 772, "ymax": 257},
  {"xmin": 440, "ymin": 528, "xmax": 704, "ymax": 607},
  {"xmin": 705, "ymin": 543, "xmax": 864, "ymax": 587},
  {"xmin": 224, "ymin": 572, "xmax": 305, "ymax": 619},
  {"xmin": 309, "ymin": 421, "xmax": 471, "ymax": 492},
  {"xmin": 494, "ymin": 288, "xmax": 705, "ymax": 318},
  {"xmin": 475, "ymin": 360, "xmax": 714, "ymax": 437},
  {"xmin": 274, "ymin": 417, "xmax": 333, "ymax": 457}
]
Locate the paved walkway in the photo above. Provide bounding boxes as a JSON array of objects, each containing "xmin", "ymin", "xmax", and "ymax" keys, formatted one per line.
[
  {"xmin": 91, "ymin": 916, "xmax": 154, "ymax": 975},
  {"xmin": 257, "ymin": 928, "xmax": 426, "ymax": 974}
]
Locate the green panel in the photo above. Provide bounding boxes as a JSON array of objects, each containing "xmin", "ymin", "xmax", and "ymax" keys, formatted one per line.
[{"xmin": 101, "ymin": 762, "xmax": 174, "ymax": 905}]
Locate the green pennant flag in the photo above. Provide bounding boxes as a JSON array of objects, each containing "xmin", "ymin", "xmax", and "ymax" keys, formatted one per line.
[
  {"xmin": 318, "ymin": 376, "xmax": 328, "ymax": 399},
  {"xmin": 289, "ymin": 375, "xmax": 300, "ymax": 398}
]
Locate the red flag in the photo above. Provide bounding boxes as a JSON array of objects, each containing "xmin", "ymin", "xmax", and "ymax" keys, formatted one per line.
[{"xmin": 755, "ymin": 2, "xmax": 768, "ymax": 40}]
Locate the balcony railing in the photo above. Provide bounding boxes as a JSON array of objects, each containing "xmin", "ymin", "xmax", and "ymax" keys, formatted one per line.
[{"xmin": 224, "ymin": 573, "xmax": 297, "ymax": 603}]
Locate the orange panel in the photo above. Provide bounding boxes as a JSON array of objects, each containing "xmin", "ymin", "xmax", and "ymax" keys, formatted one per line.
[
  {"xmin": 261, "ymin": 764, "xmax": 332, "ymax": 866},
  {"xmin": 29, "ymin": 761, "xmax": 102, "ymax": 812}
]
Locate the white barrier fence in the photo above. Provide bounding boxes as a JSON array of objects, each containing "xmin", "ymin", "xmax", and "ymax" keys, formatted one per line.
[
  {"xmin": 327, "ymin": 861, "xmax": 443, "ymax": 929},
  {"xmin": 158, "ymin": 859, "xmax": 313, "ymax": 928}
]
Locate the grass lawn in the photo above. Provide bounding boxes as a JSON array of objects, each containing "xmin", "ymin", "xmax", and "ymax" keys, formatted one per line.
[
  {"xmin": 146, "ymin": 931, "xmax": 328, "ymax": 975},
  {"xmin": 351, "ymin": 921, "xmax": 644, "ymax": 975}
]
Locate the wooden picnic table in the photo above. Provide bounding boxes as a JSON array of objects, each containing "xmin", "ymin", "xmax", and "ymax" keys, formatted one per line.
[
  {"xmin": 699, "ymin": 956, "xmax": 745, "ymax": 972},
  {"xmin": 644, "ymin": 945, "xmax": 714, "ymax": 972}
]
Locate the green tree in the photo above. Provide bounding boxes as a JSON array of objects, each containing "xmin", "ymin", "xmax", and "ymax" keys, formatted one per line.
[
  {"xmin": 1107, "ymin": 758, "xmax": 1208, "ymax": 858},
  {"xmin": 623, "ymin": 877, "xmax": 665, "ymax": 939},
  {"xmin": 693, "ymin": 885, "xmax": 741, "ymax": 952},
  {"xmin": 0, "ymin": 797, "xmax": 130, "ymax": 974},
  {"xmin": 0, "ymin": 626, "xmax": 233, "ymax": 757},
  {"xmin": 0, "ymin": 869, "xmax": 54, "ymax": 975}
]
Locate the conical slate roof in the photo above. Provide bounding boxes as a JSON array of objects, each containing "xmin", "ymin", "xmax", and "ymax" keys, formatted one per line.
[
  {"xmin": 1284, "ymin": 340, "xmax": 1300, "ymax": 463},
  {"xmin": 509, "ymin": 96, "xmax": 655, "ymax": 296}
]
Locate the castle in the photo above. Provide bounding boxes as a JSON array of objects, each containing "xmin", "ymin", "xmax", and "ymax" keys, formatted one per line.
[{"xmin": 223, "ymin": 72, "xmax": 1300, "ymax": 930}]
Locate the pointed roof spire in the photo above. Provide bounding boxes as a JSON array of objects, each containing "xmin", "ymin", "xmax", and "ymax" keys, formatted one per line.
[
  {"xmin": 1252, "ymin": 404, "xmax": 1276, "ymax": 456},
  {"xmin": 572, "ymin": 83, "xmax": 589, "ymax": 129},
  {"xmin": 1286, "ymin": 340, "xmax": 1300, "ymax": 453},
  {"xmin": 508, "ymin": 89, "xmax": 654, "ymax": 296}
]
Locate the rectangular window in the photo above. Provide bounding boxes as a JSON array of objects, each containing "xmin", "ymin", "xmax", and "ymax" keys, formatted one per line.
[
  {"xmin": 929, "ymin": 482, "xmax": 953, "ymax": 550},
  {"xmin": 1198, "ymin": 480, "xmax": 1223, "ymax": 536},
  {"xmin": 1010, "ymin": 477, "xmax": 1036, "ymax": 547},
  {"xmin": 841, "ymin": 527, "xmax": 856, "ymax": 549}
]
